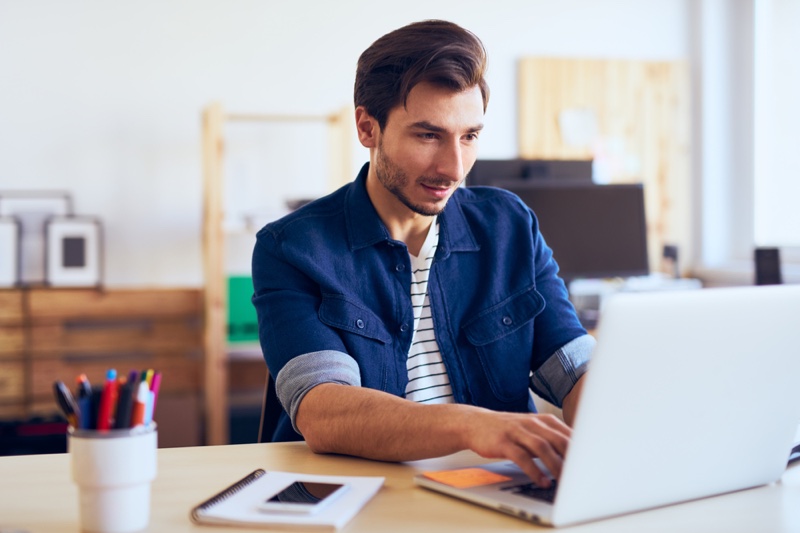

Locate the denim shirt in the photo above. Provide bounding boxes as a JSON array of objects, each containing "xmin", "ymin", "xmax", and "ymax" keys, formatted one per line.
[{"xmin": 252, "ymin": 164, "xmax": 593, "ymax": 441}]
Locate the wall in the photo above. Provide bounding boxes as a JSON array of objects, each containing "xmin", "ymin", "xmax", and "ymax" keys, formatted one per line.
[{"xmin": 0, "ymin": 0, "xmax": 689, "ymax": 286}]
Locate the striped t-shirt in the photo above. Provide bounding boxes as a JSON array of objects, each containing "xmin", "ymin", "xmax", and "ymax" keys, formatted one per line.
[{"xmin": 405, "ymin": 218, "xmax": 454, "ymax": 404}]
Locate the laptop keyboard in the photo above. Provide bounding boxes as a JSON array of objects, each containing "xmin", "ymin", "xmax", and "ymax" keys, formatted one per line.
[{"xmin": 500, "ymin": 481, "xmax": 558, "ymax": 503}]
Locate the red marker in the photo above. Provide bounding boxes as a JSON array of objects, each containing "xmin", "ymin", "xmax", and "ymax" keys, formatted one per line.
[
  {"xmin": 96, "ymin": 369, "xmax": 118, "ymax": 430},
  {"xmin": 130, "ymin": 381, "xmax": 149, "ymax": 427}
]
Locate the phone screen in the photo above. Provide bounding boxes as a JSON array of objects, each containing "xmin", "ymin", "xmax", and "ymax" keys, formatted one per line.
[{"xmin": 266, "ymin": 481, "xmax": 346, "ymax": 505}]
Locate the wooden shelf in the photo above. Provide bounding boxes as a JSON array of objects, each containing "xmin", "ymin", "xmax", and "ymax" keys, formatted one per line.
[{"xmin": 200, "ymin": 102, "xmax": 352, "ymax": 445}]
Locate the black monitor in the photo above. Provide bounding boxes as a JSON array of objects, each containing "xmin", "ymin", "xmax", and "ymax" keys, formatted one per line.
[
  {"xmin": 466, "ymin": 158, "xmax": 593, "ymax": 187},
  {"xmin": 503, "ymin": 182, "xmax": 649, "ymax": 282}
]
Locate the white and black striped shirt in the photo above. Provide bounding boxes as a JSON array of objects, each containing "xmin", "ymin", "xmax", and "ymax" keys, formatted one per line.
[{"xmin": 405, "ymin": 218, "xmax": 454, "ymax": 404}]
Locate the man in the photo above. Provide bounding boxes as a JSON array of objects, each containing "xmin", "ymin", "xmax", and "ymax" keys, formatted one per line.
[{"xmin": 252, "ymin": 20, "xmax": 593, "ymax": 488}]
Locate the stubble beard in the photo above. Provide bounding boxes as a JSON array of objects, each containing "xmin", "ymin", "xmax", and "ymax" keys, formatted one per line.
[{"xmin": 374, "ymin": 140, "xmax": 455, "ymax": 217}]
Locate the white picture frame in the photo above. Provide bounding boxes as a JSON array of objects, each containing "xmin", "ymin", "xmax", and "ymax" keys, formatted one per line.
[
  {"xmin": 0, "ymin": 216, "xmax": 21, "ymax": 287},
  {"xmin": 45, "ymin": 215, "xmax": 103, "ymax": 287},
  {"xmin": 0, "ymin": 192, "xmax": 73, "ymax": 285}
]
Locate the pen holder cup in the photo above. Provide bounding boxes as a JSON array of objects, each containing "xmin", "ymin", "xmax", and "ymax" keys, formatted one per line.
[{"xmin": 69, "ymin": 424, "xmax": 157, "ymax": 533}]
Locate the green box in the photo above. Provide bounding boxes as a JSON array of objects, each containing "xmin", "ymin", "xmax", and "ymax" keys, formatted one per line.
[{"xmin": 227, "ymin": 275, "xmax": 259, "ymax": 343}]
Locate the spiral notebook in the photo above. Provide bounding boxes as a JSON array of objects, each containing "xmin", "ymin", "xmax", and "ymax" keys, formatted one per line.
[{"xmin": 190, "ymin": 469, "xmax": 384, "ymax": 530}]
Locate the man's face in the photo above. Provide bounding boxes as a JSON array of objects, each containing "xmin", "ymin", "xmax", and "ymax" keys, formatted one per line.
[{"xmin": 371, "ymin": 82, "xmax": 484, "ymax": 217}]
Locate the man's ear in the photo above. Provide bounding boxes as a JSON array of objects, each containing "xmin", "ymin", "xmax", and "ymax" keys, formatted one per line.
[{"xmin": 355, "ymin": 106, "xmax": 379, "ymax": 148}]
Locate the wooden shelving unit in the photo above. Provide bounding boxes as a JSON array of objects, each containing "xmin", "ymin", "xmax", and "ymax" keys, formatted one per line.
[
  {"xmin": 517, "ymin": 57, "xmax": 692, "ymax": 275},
  {"xmin": 200, "ymin": 102, "xmax": 352, "ymax": 445}
]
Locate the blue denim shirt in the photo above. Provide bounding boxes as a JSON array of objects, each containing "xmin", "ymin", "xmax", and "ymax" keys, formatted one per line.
[{"xmin": 252, "ymin": 164, "xmax": 593, "ymax": 442}]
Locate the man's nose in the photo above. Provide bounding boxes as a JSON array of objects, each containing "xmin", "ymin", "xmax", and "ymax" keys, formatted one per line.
[{"xmin": 435, "ymin": 139, "xmax": 465, "ymax": 181}]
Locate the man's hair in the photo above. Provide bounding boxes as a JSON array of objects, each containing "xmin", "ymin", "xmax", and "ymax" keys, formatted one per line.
[{"xmin": 354, "ymin": 19, "xmax": 489, "ymax": 130}]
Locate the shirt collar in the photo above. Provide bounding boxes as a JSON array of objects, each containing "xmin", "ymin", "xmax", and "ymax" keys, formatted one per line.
[{"xmin": 344, "ymin": 162, "xmax": 479, "ymax": 256}]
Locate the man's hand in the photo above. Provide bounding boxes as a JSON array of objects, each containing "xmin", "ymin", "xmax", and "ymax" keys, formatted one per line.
[{"xmin": 460, "ymin": 410, "xmax": 571, "ymax": 488}]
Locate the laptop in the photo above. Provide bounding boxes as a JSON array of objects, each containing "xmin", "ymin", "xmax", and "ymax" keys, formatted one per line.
[{"xmin": 415, "ymin": 285, "xmax": 800, "ymax": 527}]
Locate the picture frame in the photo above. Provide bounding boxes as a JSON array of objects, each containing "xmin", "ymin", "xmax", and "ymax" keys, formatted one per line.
[
  {"xmin": 44, "ymin": 215, "xmax": 103, "ymax": 288},
  {"xmin": 0, "ymin": 191, "xmax": 73, "ymax": 285},
  {"xmin": 0, "ymin": 216, "xmax": 21, "ymax": 287}
]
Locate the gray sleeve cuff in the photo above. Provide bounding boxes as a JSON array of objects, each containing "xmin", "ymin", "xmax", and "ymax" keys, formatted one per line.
[
  {"xmin": 274, "ymin": 350, "xmax": 361, "ymax": 435},
  {"xmin": 530, "ymin": 334, "xmax": 594, "ymax": 408}
]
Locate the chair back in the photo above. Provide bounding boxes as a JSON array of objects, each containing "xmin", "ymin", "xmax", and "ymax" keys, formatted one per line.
[{"xmin": 258, "ymin": 373, "xmax": 282, "ymax": 443}]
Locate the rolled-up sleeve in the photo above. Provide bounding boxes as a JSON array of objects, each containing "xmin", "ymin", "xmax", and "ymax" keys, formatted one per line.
[
  {"xmin": 530, "ymin": 334, "xmax": 594, "ymax": 407},
  {"xmin": 275, "ymin": 350, "xmax": 361, "ymax": 434}
]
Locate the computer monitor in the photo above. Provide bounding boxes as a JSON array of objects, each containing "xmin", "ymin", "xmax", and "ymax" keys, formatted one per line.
[
  {"xmin": 502, "ymin": 182, "xmax": 649, "ymax": 282},
  {"xmin": 466, "ymin": 159, "xmax": 593, "ymax": 187}
]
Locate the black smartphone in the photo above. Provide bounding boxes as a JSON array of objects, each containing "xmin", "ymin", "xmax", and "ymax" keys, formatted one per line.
[{"xmin": 257, "ymin": 481, "xmax": 349, "ymax": 514}]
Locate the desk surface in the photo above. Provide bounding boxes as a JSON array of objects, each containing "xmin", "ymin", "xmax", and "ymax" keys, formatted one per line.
[{"xmin": 1, "ymin": 442, "xmax": 799, "ymax": 533}]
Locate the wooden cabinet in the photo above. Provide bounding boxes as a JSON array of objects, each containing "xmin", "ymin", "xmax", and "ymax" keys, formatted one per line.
[
  {"xmin": 0, "ymin": 287, "xmax": 204, "ymax": 447},
  {"xmin": 0, "ymin": 291, "xmax": 24, "ymax": 417}
]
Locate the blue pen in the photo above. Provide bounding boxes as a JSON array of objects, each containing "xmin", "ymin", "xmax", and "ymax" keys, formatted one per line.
[
  {"xmin": 76, "ymin": 373, "xmax": 92, "ymax": 399},
  {"xmin": 77, "ymin": 395, "xmax": 93, "ymax": 429}
]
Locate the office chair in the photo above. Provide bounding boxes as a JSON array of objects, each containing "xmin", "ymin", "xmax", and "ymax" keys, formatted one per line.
[{"xmin": 257, "ymin": 373, "xmax": 282, "ymax": 443}]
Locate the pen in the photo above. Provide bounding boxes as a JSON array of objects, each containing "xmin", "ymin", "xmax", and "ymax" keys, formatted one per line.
[
  {"xmin": 75, "ymin": 373, "xmax": 92, "ymax": 428},
  {"xmin": 144, "ymin": 389, "xmax": 155, "ymax": 426},
  {"xmin": 97, "ymin": 369, "xmax": 118, "ymax": 430},
  {"xmin": 150, "ymin": 371, "xmax": 162, "ymax": 418},
  {"xmin": 143, "ymin": 368, "xmax": 154, "ymax": 388},
  {"xmin": 76, "ymin": 373, "xmax": 92, "ymax": 399},
  {"xmin": 130, "ymin": 381, "xmax": 150, "ymax": 427},
  {"xmin": 77, "ymin": 394, "xmax": 92, "ymax": 429},
  {"xmin": 114, "ymin": 378, "xmax": 135, "ymax": 429},
  {"xmin": 88, "ymin": 388, "xmax": 103, "ymax": 430},
  {"xmin": 53, "ymin": 381, "xmax": 80, "ymax": 428}
]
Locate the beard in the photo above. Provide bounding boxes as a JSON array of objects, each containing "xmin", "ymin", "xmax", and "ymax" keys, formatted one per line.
[{"xmin": 374, "ymin": 139, "xmax": 459, "ymax": 217}]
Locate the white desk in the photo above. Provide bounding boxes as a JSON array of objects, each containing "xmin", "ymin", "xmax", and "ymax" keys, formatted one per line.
[{"xmin": 1, "ymin": 442, "xmax": 799, "ymax": 532}]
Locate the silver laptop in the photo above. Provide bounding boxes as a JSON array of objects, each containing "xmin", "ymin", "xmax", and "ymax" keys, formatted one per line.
[{"xmin": 415, "ymin": 285, "xmax": 800, "ymax": 527}]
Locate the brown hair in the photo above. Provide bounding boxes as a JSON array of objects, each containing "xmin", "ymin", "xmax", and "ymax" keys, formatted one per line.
[{"xmin": 354, "ymin": 20, "xmax": 489, "ymax": 130}]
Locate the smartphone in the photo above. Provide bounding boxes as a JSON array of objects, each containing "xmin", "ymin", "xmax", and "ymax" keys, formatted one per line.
[{"xmin": 257, "ymin": 481, "xmax": 350, "ymax": 514}]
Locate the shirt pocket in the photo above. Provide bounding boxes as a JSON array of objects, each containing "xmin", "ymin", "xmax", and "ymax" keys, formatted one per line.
[
  {"xmin": 318, "ymin": 294, "xmax": 392, "ymax": 345},
  {"xmin": 462, "ymin": 286, "xmax": 545, "ymax": 402}
]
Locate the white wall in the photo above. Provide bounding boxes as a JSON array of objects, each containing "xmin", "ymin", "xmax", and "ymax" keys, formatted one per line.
[{"xmin": 0, "ymin": 0, "xmax": 689, "ymax": 286}]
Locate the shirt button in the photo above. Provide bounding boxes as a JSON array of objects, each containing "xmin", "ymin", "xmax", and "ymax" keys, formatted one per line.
[
  {"xmin": 395, "ymin": 264, "xmax": 405, "ymax": 272},
  {"xmin": 356, "ymin": 319, "xmax": 365, "ymax": 329},
  {"xmin": 400, "ymin": 323, "xmax": 409, "ymax": 333},
  {"xmin": 502, "ymin": 316, "xmax": 513, "ymax": 326}
]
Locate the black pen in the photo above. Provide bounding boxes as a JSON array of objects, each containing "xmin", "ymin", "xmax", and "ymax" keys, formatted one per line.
[
  {"xmin": 114, "ymin": 379, "xmax": 135, "ymax": 429},
  {"xmin": 53, "ymin": 380, "xmax": 80, "ymax": 428}
]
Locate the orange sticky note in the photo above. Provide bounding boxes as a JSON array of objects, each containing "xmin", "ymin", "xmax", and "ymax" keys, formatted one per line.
[{"xmin": 423, "ymin": 467, "xmax": 512, "ymax": 489}]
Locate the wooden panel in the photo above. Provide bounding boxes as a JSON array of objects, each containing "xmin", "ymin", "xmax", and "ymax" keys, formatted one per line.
[
  {"xmin": 0, "ymin": 326, "xmax": 25, "ymax": 358},
  {"xmin": 228, "ymin": 358, "xmax": 267, "ymax": 393},
  {"xmin": 518, "ymin": 57, "xmax": 692, "ymax": 276},
  {"xmin": 28, "ymin": 317, "xmax": 201, "ymax": 355},
  {"xmin": 0, "ymin": 290, "xmax": 23, "ymax": 322},
  {"xmin": 26, "ymin": 288, "xmax": 203, "ymax": 320},
  {"xmin": 29, "ymin": 352, "xmax": 202, "ymax": 399},
  {"xmin": 0, "ymin": 361, "xmax": 24, "ymax": 402}
]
